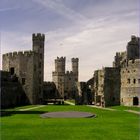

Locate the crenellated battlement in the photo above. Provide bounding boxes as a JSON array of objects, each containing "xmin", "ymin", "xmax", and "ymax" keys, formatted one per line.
[
  {"xmin": 66, "ymin": 71, "xmax": 73, "ymax": 75},
  {"xmin": 115, "ymin": 51, "xmax": 126, "ymax": 57},
  {"xmin": 55, "ymin": 56, "xmax": 66, "ymax": 62},
  {"xmin": 127, "ymin": 59, "xmax": 140, "ymax": 66},
  {"xmin": 32, "ymin": 33, "xmax": 45, "ymax": 41},
  {"xmin": 72, "ymin": 58, "xmax": 79, "ymax": 62},
  {"xmin": 2, "ymin": 50, "xmax": 36, "ymax": 59}
]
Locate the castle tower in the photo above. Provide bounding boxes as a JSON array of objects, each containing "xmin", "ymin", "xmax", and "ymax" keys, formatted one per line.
[
  {"xmin": 127, "ymin": 35, "xmax": 140, "ymax": 60},
  {"xmin": 32, "ymin": 33, "xmax": 45, "ymax": 103},
  {"xmin": 55, "ymin": 57, "xmax": 66, "ymax": 73},
  {"xmin": 52, "ymin": 57, "xmax": 66, "ymax": 98},
  {"xmin": 72, "ymin": 58, "xmax": 79, "ymax": 82}
]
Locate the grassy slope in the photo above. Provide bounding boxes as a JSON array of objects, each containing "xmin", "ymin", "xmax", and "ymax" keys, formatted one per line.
[
  {"xmin": 1, "ymin": 105, "xmax": 139, "ymax": 140},
  {"xmin": 110, "ymin": 105, "xmax": 140, "ymax": 112}
]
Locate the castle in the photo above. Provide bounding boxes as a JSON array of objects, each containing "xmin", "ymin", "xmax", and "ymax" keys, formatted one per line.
[
  {"xmin": 113, "ymin": 35, "xmax": 140, "ymax": 106},
  {"xmin": 1, "ymin": 33, "xmax": 140, "ymax": 108},
  {"xmin": 52, "ymin": 57, "xmax": 79, "ymax": 99},
  {"xmin": 2, "ymin": 33, "xmax": 45, "ymax": 106},
  {"xmin": 91, "ymin": 35, "xmax": 140, "ymax": 107}
]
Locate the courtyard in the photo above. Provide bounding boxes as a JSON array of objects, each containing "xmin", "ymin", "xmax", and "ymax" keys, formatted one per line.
[{"xmin": 1, "ymin": 104, "xmax": 139, "ymax": 140}]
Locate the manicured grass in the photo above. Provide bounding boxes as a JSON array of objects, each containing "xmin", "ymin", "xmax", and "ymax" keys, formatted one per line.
[{"xmin": 1, "ymin": 105, "xmax": 139, "ymax": 140}]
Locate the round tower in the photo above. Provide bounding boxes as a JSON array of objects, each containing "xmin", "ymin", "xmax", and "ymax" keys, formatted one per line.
[
  {"xmin": 71, "ymin": 58, "xmax": 79, "ymax": 81},
  {"xmin": 55, "ymin": 57, "xmax": 66, "ymax": 73}
]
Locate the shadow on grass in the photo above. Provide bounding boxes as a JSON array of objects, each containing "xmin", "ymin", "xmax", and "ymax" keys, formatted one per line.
[{"xmin": 0, "ymin": 110, "xmax": 47, "ymax": 117}]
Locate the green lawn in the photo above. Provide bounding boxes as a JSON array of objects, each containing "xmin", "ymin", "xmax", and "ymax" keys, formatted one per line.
[
  {"xmin": 1, "ymin": 105, "xmax": 139, "ymax": 140},
  {"xmin": 110, "ymin": 105, "xmax": 140, "ymax": 112}
]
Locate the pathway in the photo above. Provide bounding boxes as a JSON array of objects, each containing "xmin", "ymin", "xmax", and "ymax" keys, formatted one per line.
[
  {"xmin": 87, "ymin": 105, "xmax": 116, "ymax": 111},
  {"xmin": 124, "ymin": 110, "xmax": 140, "ymax": 115},
  {"xmin": 64, "ymin": 101, "xmax": 75, "ymax": 105},
  {"xmin": 19, "ymin": 105, "xmax": 46, "ymax": 111},
  {"xmin": 64, "ymin": 101, "xmax": 116, "ymax": 111}
]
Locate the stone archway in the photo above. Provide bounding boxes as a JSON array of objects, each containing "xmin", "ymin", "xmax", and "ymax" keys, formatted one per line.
[{"xmin": 133, "ymin": 97, "xmax": 139, "ymax": 105}]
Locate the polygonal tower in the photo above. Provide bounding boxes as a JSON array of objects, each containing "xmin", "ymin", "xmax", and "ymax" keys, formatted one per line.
[
  {"xmin": 71, "ymin": 58, "xmax": 79, "ymax": 82},
  {"xmin": 127, "ymin": 35, "xmax": 140, "ymax": 60},
  {"xmin": 32, "ymin": 33, "xmax": 45, "ymax": 103},
  {"xmin": 52, "ymin": 57, "xmax": 66, "ymax": 98},
  {"xmin": 55, "ymin": 57, "xmax": 66, "ymax": 73}
]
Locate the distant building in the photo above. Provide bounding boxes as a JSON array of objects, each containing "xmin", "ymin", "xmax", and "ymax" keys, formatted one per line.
[
  {"xmin": 113, "ymin": 35, "xmax": 140, "ymax": 106},
  {"xmin": 75, "ymin": 82, "xmax": 93, "ymax": 105},
  {"xmin": 52, "ymin": 57, "xmax": 79, "ymax": 99},
  {"xmin": 1, "ymin": 34, "xmax": 139, "ymax": 108},
  {"xmin": 91, "ymin": 35, "xmax": 140, "ymax": 107},
  {"xmin": 93, "ymin": 68, "xmax": 120, "ymax": 107}
]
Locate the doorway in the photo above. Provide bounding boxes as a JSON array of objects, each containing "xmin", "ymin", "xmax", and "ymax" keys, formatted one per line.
[
  {"xmin": 133, "ymin": 97, "xmax": 139, "ymax": 105},
  {"xmin": 10, "ymin": 67, "xmax": 15, "ymax": 75}
]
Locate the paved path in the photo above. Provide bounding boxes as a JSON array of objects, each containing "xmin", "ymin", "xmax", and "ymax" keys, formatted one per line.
[
  {"xmin": 87, "ymin": 105, "xmax": 116, "ymax": 111},
  {"xmin": 64, "ymin": 101, "xmax": 116, "ymax": 111},
  {"xmin": 64, "ymin": 101, "xmax": 75, "ymax": 105},
  {"xmin": 125, "ymin": 110, "xmax": 140, "ymax": 115},
  {"xmin": 19, "ymin": 105, "xmax": 46, "ymax": 111}
]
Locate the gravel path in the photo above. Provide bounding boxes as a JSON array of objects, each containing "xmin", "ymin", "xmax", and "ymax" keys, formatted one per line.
[
  {"xmin": 64, "ymin": 101, "xmax": 75, "ymax": 105},
  {"xmin": 19, "ymin": 105, "xmax": 46, "ymax": 111},
  {"xmin": 125, "ymin": 110, "xmax": 140, "ymax": 115},
  {"xmin": 87, "ymin": 105, "xmax": 116, "ymax": 111}
]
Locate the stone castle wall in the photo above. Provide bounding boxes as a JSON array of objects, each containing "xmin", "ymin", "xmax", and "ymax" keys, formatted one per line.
[
  {"xmin": 121, "ymin": 59, "xmax": 140, "ymax": 106},
  {"xmin": 94, "ymin": 68, "xmax": 120, "ymax": 107},
  {"xmin": 2, "ymin": 33, "xmax": 45, "ymax": 105},
  {"xmin": 2, "ymin": 50, "xmax": 39, "ymax": 104}
]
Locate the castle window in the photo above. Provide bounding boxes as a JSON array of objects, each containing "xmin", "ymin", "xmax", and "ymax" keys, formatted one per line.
[
  {"xmin": 113, "ymin": 97, "xmax": 115, "ymax": 101},
  {"xmin": 39, "ymin": 62, "xmax": 41, "ymax": 68},
  {"xmin": 40, "ymin": 53, "xmax": 42, "ymax": 59},
  {"xmin": 39, "ymin": 70, "xmax": 41, "ymax": 74},
  {"xmin": 10, "ymin": 67, "xmax": 15, "ymax": 75},
  {"xmin": 127, "ymin": 70, "xmax": 130, "ymax": 73},
  {"xmin": 127, "ymin": 79, "xmax": 130, "ymax": 84},
  {"xmin": 22, "ymin": 78, "xmax": 25, "ymax": 85},
  {"xmin": 39, "ymin": 78, "xmax": 42, "ymax": 84},
  {"xmin": 133, "ymin": 79, "xmax": 136, "ymax": 84},
  {"xmin": 34, "ymin": 65, "xmax": 36, "ymax": 71}
]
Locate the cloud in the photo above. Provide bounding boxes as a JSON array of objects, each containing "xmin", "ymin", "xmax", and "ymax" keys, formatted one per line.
[
  {"xmin": 32, "ymin": 0, "xmax": 87, "ymax": 23},
  {"xmin": 1, "ymin": 0, "xmax": 139, "ymax": 81},
  {"xmin": 0, "ymin": 7, "xmax": 19, "ymax": 12}
]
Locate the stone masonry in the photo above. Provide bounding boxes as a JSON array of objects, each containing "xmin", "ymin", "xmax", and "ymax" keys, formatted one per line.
[
  {"xmin": 52, "ymin": 57, "xmax": 79, "ymax": 99},
  {"xmin": 2, "ymin": 33, "xmax": 45, "ymax": 104}
]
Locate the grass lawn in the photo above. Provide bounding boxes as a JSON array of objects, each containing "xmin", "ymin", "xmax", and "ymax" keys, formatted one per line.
[
  {"xmin": 1, "ymin": 105, "xmax": 139, "ymax": 140},
  {"xmin": 110, "ymin": 105, "xmax": 140, "ymax": 112}
]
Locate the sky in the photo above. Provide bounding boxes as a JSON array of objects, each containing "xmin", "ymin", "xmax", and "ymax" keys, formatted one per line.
[{"xmin": 0, "ymin": 0, "xmax": 139, "ymax": 81}]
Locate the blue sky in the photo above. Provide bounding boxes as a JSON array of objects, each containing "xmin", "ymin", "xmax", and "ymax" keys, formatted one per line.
[{"xmin": 0, "ymin": 0, "xmax": 139, "ymax": 81}]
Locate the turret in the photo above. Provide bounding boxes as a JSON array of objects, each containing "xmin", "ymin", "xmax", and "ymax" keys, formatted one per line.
[
  {"xmin": 32, "ymin": 33, "xmax": 45, "ymax": 52},
  {"xmin": 55, "ymin": 57, "xmax": 66, "ymax": 73},
  {"xmin": 71, "ymin": 58, "xmax": 79, "ymax": 81},
  {"xmin": 127, "ymin": 35, "xmax": 140, "ymax": 60}
]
